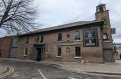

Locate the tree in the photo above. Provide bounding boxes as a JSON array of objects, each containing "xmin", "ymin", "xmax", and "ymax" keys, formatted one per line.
[{"xmin": 0, "ymin": 0, "xmax": 36, "ymax": 33}]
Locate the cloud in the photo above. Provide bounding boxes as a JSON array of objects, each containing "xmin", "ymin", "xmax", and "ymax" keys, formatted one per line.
[
  {"xmin": 1, "ymin": 0, "xmax": 121, "ymax": 43},
  {"xmin": 34, "ymin": 0, "xmax": 97, "ymax": 26},
  {"xmin": 0, "ymin": 29, "xmax": 7, "ymax": 37},
  {"xmin": 34, "ymin": 0, "xmax": 121, "ymax": 43}
]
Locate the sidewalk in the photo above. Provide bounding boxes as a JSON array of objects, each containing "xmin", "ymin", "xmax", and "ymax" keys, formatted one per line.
[
  {"xmin": 0, "ymin": 61, "xmax": 14, "ymax": 79},
  {"xmin": 1, "ymin": 58, "xmax": 121, "ymax": 76},
  {"xmin": 40, "ymin": 60, "xmax": 121, "ymax": 75},
  {"xmin": 0, "ymin": 65, "xmax": 7, "ymax": 75}
]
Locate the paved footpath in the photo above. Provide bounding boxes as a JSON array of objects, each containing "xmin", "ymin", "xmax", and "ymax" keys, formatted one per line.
[
  {"xmin": 0, "ymin": 65, "xmax": 7, "ymax": 75},
  {"xmin": 1, "ymin": 58, "xmax": 121, "ymax": 78},
  {"xmin": 0, "ymin": 59, "xmax": 121, "ymax": 79},
  {"xmin": 1, "ymin": 58, "xmax": 121, "ymax": 75},
  {"xmin": 39, "ymin": 60, "xmax": 121, "ymax": 77}
]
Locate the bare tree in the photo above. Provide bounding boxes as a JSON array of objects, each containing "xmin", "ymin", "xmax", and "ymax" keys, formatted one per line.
[{"xmin": 0, "ymin": 0, "xmax": 37, "ymax": 33}]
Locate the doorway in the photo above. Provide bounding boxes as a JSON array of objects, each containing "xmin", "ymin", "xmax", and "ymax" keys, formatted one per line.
[
  {"xmin": 34, "ymin": 44, "xmax": 46, "ymax": 61},
  {"xmin": 37, "ymin": 48, "xmax": 42, "ymax": 61},
  {"xmin": 103, "ymin": 50, "xmax": 113, "ymax": 62},
  {"xmin": 36, "ymin": 45, "xmax": 45, "ymax": 61}
]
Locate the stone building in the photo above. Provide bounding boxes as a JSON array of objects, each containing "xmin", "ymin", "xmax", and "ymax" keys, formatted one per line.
[
  {"xmin": 16, "ymin": 4, "xmax": 114, "ymax": 63},
  {"xmin": 0, "ymin": 36, "xmax": 13, "ymax": 58},
  {"xmin": 0, "ymin": 36, "xmax": 18, "ymax": 58},
  {"xmin": 9, "ymin": 37, "xmax": 18, "ymax": 58},
  {"xmin": 113, "ymin": 43, "xmax": 121, "ymax": 60}
]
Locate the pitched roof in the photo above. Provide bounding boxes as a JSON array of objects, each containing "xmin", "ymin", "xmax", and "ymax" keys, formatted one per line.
[{"xmin": 19, "ymin": 20, "xmax": 103, "ymax": 36}]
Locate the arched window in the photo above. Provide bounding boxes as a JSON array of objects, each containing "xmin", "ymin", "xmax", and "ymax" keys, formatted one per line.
[{"xmin": 75, "ymin": 31, "xmax": 80, "ymax": 40}]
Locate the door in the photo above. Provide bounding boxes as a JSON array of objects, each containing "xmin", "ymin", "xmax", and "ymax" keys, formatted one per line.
[
  {"xmin": 120, "ymin": 53, "xmax": 121, "ymax": 59},
  {"xmin": 37, "ymin": 48, "xmax": 43, "ymax": 61},
  {"xmin": 9, "ymin": 48, "xmax": 17, "ymax": 58},
  {"xmin": 35, "ymin": 44, "xmax": 46, "ymax": 61},
  {"xmin": 104, "ymin": 50, "xmax": 113, "ymax": 62}
]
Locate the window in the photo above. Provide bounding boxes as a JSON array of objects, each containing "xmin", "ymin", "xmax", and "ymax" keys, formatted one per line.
[
  {"xmin": 0, "ymin": 39, "xmax": 2, "ymax": 45},
  {"xmin": 40, "ymin": 35, "xmax": 43, "ymax": 42},
  {"xmin": 0, "ymin": 49, "xmax": 1, "ymax": 57},
  {"xmin": 75, "ymin": 47, "xmax": 81, "ymax": 57},
  {"xmin": 58, "ymin": 33, "xmax": 62, "ymax": 41},
  {"xmin": 25, "ymin": 37, "xmax": 29, "ymax": 44},
  {"xmin": 99, "ymin": 5, "xmax": 104, "ymax": 12},
  {"xmin": 75, "ymin": 31, "xmax": 80, "ymax": 40},
  {"xmin": 57, "ymin": 47, "xmax": 61, "ymax": 56},
  {"xmin": 83, "ymin": 29, "xmax": 98, "ymax": 46},
  {"xmin": 67, "ymin": 34, "xmax": 70, "ymax": 41},
  {"xmin": 103, "ymin": 33, "xmax": 108, "ymax": 40},
  {"xmin": 24, "ymin": 48, "xmax": 28, "ymax": 56},
  {"xmin": 35, "ymin": 36, "xmax": 39, "ymax": 42}
]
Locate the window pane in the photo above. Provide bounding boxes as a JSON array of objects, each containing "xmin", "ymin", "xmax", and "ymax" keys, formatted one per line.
[
  {"xmin": 67, "ymin": 34, "xmax": 69, "ymax": 38},
  {"xmin": 88, "ymin": 32, "xmax": 92, "ymax": 38},
  {"xmin": 85, "ymin": 39, "xmax": 89, "ymax": 45},
  {"xmin": 58, "ymin": 33, "xmax": 62, "ymax": 41},
  {"xmin": 0, "ymin": 40, "xmax": 2, "ymax": 45},
  {"xmin": 75, "ymin": 31, "xmax": 80, "ymax": 40},
  {"xmin": 84, "ymin": 29, "xmax": 98, "ymax": 46},
  {"xmin": 25, "ymin": 37, "xmax": 29, "ymax": 43},
  {"xmin": 35, "ymin": 36, "xmax": 39, "ymax": 42},
  {"xmin": 67, "ymin": 34, "xmax": 70, "ymax": 41},
  {"xmin": 85, "ymin": 31, "xmax": 89, "ymax": 38},
  {"xmin": 24, "ymin": 48, "xmax": 28, "ymax": 56},
  {"xmin": 75, "ymin": 47, "xmax": 80, "ymax": 57},
  {"xmin": 91, "ymin": 38, "xmax": 96, "ymax": 44},
  {"xmin": 0, "ymin": 49, "xmax": 1, "ymax": 57},
  {"xmin": 58, "ymin": 47, "xmax": 61, "ymax": 56},
  {"xmin": 103, "ymin": 33, "xmax": 108, "ymax": 40},
  {"xmin": 92, "ymin": 31, "xmax": 96, "ymax": 37},
  {"xmin": 40, "ymin": 35, "xmax": 43, "ymax": 42}
]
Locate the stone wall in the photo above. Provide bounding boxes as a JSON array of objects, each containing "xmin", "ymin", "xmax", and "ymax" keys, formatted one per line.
[
  {"xmin": 16, "ymin": 25, "xmax": 104, "ymax": 63},
  {"xmin": 0, "ymin": 36, "xmax": 12, "ymax": 58}
]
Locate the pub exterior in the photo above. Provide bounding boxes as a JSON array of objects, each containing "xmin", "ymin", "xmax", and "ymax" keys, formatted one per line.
[{"xmin": 15, "ymin": 4, "xmax": 114, "ymax": 63}]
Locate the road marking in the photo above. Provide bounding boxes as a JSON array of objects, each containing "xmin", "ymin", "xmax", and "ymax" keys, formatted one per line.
[
  {"xmin": 68, "ymin": 77, "xmax": 78, "ymax": 79},
  {"xmin": 38, "ymin": 69, "xmax": 47, "ymax": 79},
  {"xmin": 0, "ymin": 66, "xmax": 14, "ymax": 79}
]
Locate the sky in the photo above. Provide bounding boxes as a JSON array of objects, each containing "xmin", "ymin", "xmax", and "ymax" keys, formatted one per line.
[{"xmin": 0, "ymin": 0, "xmax": 121, "ymax": 43}]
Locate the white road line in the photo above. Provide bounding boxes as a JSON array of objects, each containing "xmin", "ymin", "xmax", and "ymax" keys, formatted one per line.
[
  {"xmin": 68, "ymin": 77, "xmax": 78, "ymax": 79},
  {"xmin": 0, "ymin": 66, "xmax": 14, "ymax": 79},
  {"xmin": 38, "ymin": 69, "xmax": 47, "ymax": 79}
]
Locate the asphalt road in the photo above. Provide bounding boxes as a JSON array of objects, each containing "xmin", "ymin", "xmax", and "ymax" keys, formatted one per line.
[{"xmin": 0, "ymin": 60, "xmax": 120, "ymax": 79}]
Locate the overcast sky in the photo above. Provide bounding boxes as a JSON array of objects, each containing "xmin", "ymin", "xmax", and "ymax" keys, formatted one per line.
[{"xmin": 0, "ymin": 0, "xmax": 121, "ymax": 43}]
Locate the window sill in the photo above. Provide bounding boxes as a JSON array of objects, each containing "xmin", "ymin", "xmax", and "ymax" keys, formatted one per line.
[
  {"xmin": 104, "ymin": 41, "xmax": 110, "ymax": 42},
  {"xmin": 75, "ymin": 40, "xmax": 81, "ymax": 42},
  {"xmin": 25, "ymin": 43, "xmax": 28, "ymax": 44},
  {"xmin": 24, "ymin": 55, "xmax": 27, "ymax": 57},
  {"xmin": 57, "ymin": 41, "xmax": 63, "ymax": 42},
  {"xmin": 74, "ymin": 57, "xmax": 82, "ymax": 59},
  {"xmin": 56, "ymin": 56, "xmax": 62, "ymax": 57}
]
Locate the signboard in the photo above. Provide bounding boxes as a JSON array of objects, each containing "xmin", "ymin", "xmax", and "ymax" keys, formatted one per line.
[{"xmin": 111, "ymin": 28, "xmax": 116, "ymax": 34}]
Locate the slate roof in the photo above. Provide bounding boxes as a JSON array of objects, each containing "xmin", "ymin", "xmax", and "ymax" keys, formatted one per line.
[{"xmin": 19, "ymin": 20, "xmax": 104, "ymax": 36}]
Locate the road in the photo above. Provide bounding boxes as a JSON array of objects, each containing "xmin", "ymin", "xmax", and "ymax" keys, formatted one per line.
[{"xmin": 0, "ymin": 60, "xmax": 120, "ymax": 79}]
